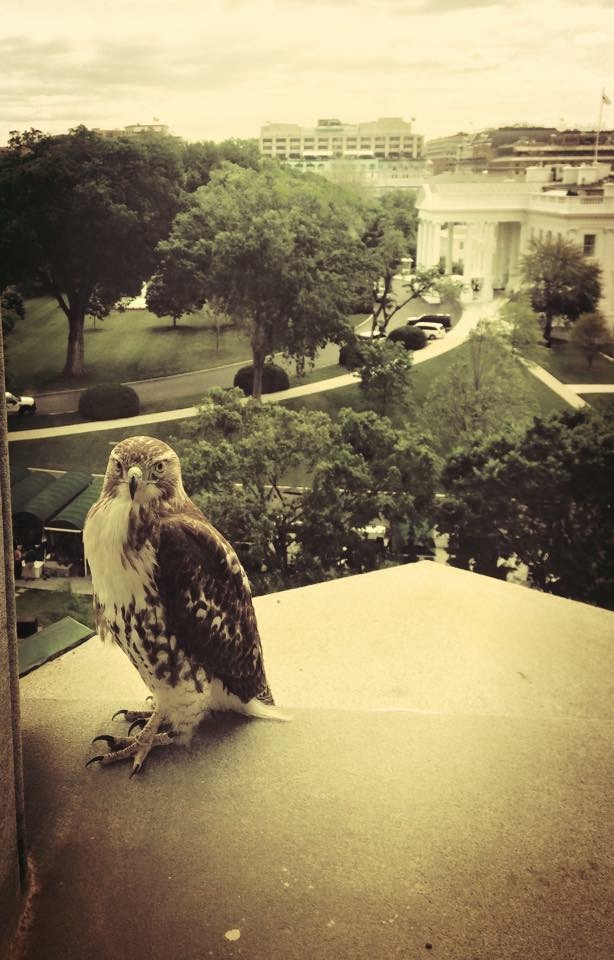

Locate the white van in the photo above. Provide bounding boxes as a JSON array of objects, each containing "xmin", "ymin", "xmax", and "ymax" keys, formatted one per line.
[{"xmin": 413, "ymin": 321, "xmax": 446, "ymax": 341}]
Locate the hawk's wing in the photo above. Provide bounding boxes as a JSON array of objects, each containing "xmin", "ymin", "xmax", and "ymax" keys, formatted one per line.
[{"xmin": 156, "ymin": 511, "xmax": 274, "ymax": 705}]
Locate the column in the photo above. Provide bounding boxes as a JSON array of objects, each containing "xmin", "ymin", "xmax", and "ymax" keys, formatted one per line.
[
  {"xmin": 480, "ymin": 221, "xmax": 496, "ymax": 300},
  {"xmin": 445, "ymin": 223, "xmax": 454, "ymax": 274},
  {"xmin": 417, "ymin": 219, "xmax": 441, "ymax": 269}
]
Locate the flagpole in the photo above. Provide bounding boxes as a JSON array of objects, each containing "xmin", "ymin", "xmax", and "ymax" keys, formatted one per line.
[{"xmin": 593, "ymin": 89, "xmax": 605, "ymax": 165}]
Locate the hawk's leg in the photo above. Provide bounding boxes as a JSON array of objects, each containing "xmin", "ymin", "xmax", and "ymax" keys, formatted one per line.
[
  {"xmin": 88, "ymin": 712, "xmax": 175, "ymax": 776},
  {"xmin": 111, "ymin": 697, "xmax": 155, "ymax": 724}
]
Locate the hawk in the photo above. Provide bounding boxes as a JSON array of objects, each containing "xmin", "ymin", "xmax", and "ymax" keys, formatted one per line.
[{"xmin": 83, "ymin": 435, "xmax": 282, "ymax": 777}]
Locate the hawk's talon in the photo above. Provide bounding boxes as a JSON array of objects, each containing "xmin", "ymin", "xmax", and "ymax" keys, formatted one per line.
[
  {"xmin": 128, "ymin": 718, "xmax": 148, "ymax": 736},
  {"xmin": 112, "ymin": 709, "xmax": 128, "ymax": 722},
  {"xmin": 129, "ymin": 761, "xmax": 142, "ymax": 779},
  {"xmin": 86, "ymin": 755, "xmax": 105, "ymax": 768}
]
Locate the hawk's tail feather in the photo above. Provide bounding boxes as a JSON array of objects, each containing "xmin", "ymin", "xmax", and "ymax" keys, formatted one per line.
[{"xmin": 241, "ymin": 699, "xmax": 292, "ymax": 723}]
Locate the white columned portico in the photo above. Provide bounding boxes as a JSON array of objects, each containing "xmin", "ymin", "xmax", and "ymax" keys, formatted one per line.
[{"xmin": 417, "ymin": 218, "xmax": 441, "ymax": 268}]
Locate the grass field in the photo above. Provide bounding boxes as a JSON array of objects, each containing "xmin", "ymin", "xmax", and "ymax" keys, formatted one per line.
[
  {"xmin": 8, "ymin": 418, "xmax": 185, "ymax": 474},
  {"xmin": 16, "ymin": 586, "xmax": 95, "ymax": 630},
  {"xmin": 530, "ymin": 337, "xmax": 614, "ymax": 385},
  {"xmin": 5, "ymin": 297, "xmax": 253, "ymax": 392},
  {"xmin": 5, "ymin": 298, "xmax": 371, "ymax": 395},
  {"xmin": 281, "ymin": 341, "xmax": 569, "ymax": 426}
]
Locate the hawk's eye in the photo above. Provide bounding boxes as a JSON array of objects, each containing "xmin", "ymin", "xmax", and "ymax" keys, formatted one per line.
[
  {"xmin": 153, "ymin": 461, "xmax": 166, "ymax": 475},
  {"xmin": 112, "ymin": 459, "xmax": 123, "ymax": 476}
]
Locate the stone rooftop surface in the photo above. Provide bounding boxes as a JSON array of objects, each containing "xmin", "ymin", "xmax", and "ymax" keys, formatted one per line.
[{"xmin": 12, "ymin": 562, "xmax": 614, "ymax": 960}]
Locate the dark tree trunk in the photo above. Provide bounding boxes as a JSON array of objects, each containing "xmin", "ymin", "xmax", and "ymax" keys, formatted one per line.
[
  {"xmin": 252, "ymin": 347, "xmax": 265, "ymax": 401},
  {"xmin": 250, "ymin": 321, "xmax": 267, "ymax": 401},
  {"xmin": 64, "ymin": 311, "xmax": 86, "ymax": 377},
  {"xmin": 543, "ymin": 313, "xmax": 553, "ymax": 348}
]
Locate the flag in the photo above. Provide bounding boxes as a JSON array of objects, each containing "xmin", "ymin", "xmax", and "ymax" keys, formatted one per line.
[{"xmin": 602, "ymin": 92, "xmax": 611, "ymax": 106}]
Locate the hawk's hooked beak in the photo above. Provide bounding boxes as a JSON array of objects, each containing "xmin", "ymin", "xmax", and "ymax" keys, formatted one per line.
[{"xmin": 127, "ymin": 466, "xmax": 142, "ymax": 501}]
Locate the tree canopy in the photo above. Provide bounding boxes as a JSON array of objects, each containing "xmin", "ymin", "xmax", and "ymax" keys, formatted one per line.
[
  {"xmin": 521, "ymin": 235, "xmax": 602, "ymax": 347},
  {"xmin": 438, "ymin": 409, "xmax": 614, "ymax": 608},
  {"xmin": 171, "ymin": 388, "xmax": 438, "ymax": 591},
  {"xmin": 149, "ymin": 162, "xmax": 366, "ymax": 398},
  {"xmin": 421, "ymin": 318, "xmax": 534, "ymax": 454},
  {"xmin": 181, "ymin": 138, "xmax": 260, "ymax": 192},
  {"xmin": 0, "ymin": 126, "xmax": 185, "ymax": 376}
]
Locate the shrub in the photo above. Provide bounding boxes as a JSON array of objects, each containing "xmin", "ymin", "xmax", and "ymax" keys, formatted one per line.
[
  {"xmin": 233, "ymin": 363, "xmax": 290, "ymax": 396},
  {"xmin": 78, "ymin": 383, "xmax": 140, "ymax": 421},
  {"xmin": 388, "ymin": 326, "xmax": 427, "ymax": 351}
]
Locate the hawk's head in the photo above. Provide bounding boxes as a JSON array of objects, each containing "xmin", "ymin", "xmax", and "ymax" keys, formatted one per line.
[{"xmin": 103, "ymin": 436, "xmax": 186, "ymax": 505}]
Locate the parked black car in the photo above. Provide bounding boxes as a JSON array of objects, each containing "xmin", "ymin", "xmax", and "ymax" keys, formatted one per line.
[{"xmin": 407, "ymin": 313, "xmax": 452, "ymax": 331}]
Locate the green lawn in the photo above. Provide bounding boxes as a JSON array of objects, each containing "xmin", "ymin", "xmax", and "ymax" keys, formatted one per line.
[
  {"xmin": 282, "ymin": 342, "xmax": 569, "ymax": 424},
  {"xmin": 8, "ymin": 418, "xmax": 186, "ymax": 475},
  {"xmin": 5, "ymin": 297, "xmax": 253, "ymax": 393},
  {"xmin": 531, "ymin": 338, "xmax": 614, "ymax": 385},
  {"xmin": 16, "ymin": 586, "xmax": 95, "ymax": 630},
  {"xmin": 6, "ymin": 299, "xmax": 371, "ymax": 395}
]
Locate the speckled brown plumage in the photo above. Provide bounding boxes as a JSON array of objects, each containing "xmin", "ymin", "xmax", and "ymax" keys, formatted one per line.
[{"xmin": 83, "ymin": 435, "xmax": 279, "ymax": 775}]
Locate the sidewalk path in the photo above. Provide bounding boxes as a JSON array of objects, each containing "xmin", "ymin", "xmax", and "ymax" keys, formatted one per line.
[{"xmin": 519, "ymin": 359, "xmax": 588, "ymax": 409}]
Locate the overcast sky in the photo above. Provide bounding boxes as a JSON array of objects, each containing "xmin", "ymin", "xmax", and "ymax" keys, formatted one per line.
[{"xmin": 2, "ymin": 0, "xmax": 613, "ymax": 145}]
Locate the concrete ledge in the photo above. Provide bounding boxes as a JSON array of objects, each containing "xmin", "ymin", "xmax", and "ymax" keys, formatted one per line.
[{"xmin": 14, "ymin": 564, "xmax": 614, "ymax": 959}]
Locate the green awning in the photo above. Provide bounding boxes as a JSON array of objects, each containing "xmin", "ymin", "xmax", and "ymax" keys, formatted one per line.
[
  {"xmin": 18, "ymin": 616, "xmax": 95, "ymax": 676},
  {"xmin": 11, "ymin": 472, "xmax": 55, "ymax": 513},
  {"xmin": 49, "ymin": 477, "xmax": 104, "ymax": 531},
  {"xmin": 18, "ymin": 471, "xmax": 91, "ymax": 524}
]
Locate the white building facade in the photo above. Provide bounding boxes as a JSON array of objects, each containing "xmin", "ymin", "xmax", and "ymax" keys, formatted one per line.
[
  {"xmin": 416, "ymin": 165, "xmax": 614, "ymax": 327},
  {"xmin": 259, "ymin": 117, "xmax": 423, "ymax": 161}
]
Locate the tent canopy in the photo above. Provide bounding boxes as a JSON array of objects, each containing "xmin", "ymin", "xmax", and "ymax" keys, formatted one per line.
[
  {"xmin": 16, "ymin": 472, "xmax": 91, "ymax": 526},
  {"xmin": 49, "ymin": 477, "xmax": 103, "ymax": 531}
]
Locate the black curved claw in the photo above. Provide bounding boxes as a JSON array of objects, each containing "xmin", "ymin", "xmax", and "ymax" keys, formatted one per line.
[
  {"xmin": 92, "ymin": 734, "xmax": 116, "ymax": 747},
  {"xmin": 86, "ymin": 755, "xmax": 105, "ymax": 768},
  {"xmin": 129, "ymin": 761, "xmax": 142, "ymax": 779},
  {"xmin": 112, "ymin": 709, "xmax": 129, "ymax": 722},
  {"xmin": 128, "ymin": 718, "xmax": 148, "ymax": 736}
]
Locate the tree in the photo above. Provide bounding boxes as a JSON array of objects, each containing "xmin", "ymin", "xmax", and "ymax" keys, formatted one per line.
[
  {"xmin": 299, "ymin": 408, "xmax": 438, "ymax": 573},
  {"xmin": 171, "ymin": 388, "xmax": 438, "ymax": 590},
  {"xmin": 356, "ymin": 339, "xmax": 414, "ymax": 418},
  {"xmin": 151, "ymin": 162, "xmax": 365, "ymax": 399},
  {"xmin": 172, "ymin": 387, "xmax": 333, "ymax": 591},
  {"xmin": 438, "ymin": 436, "xmax": 518, "ymax": 579},
  {"xmin": 0, "ymin": 126, "xmax": 184, "ymax": 376},
  {"xmin": 498, "ymin": 292, "xmax": 542, "ymax": 354},
  {"xmin": 438, "ymin": 409, "xmax": 614, "ymax": 609},
  {"xmin": 570, "ymin": 311, "xmax": 610, "ymax": 368},
  {"xmin": 1, "ymin": 285, "xmax": 25, "ymax": 335},
  {"xmin": 521, "ymin": 235, "xmax": 601, "ymax": 347},
  {"xmin": 358, "ymin": 191, "xmax": 443, "ymax": 335},
  {"xmin": 181, "ymin": 138, "xmax": 260, "ymax": 192},
  {"xmin": 421, "ymin": 319, "xmax": 534, "ymax": 454}
]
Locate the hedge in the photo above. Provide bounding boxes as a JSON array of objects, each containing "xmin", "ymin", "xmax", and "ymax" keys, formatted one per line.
[
  {"xmin": 387, "ymin": 326, "xmax": 427, "ymax": 351},
  {"xmin": 78, "ymin": 383, "xmax": 140, "ymax": 421},
  {"xmin": 233, "ymin": 362, "xmax": 290, "ymax": 396}
]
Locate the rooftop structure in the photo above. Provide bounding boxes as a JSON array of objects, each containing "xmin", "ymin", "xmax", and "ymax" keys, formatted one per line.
[
  {"xmin": 259, "ymin": 117, "xmax": 424, "ymax": 162},
  {"xmin": 416, "ymin": 164, "xmax": 614, "ymax": 326},
  {"xmin": 4, "ymin": 561, "xmax": 614, "ymax": 958},
  {"xmin": 94, "ymin": 122, "xmax": 170, "ymax": 139},
  {"xmin": 425, "ymin": 126, "xmax": 614, "ymax": 177}
]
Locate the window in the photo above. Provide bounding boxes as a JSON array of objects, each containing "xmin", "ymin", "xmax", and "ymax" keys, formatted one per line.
[{"xmin": 583, "ymin": 234, "xmax": 596, "ymax": 257}]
